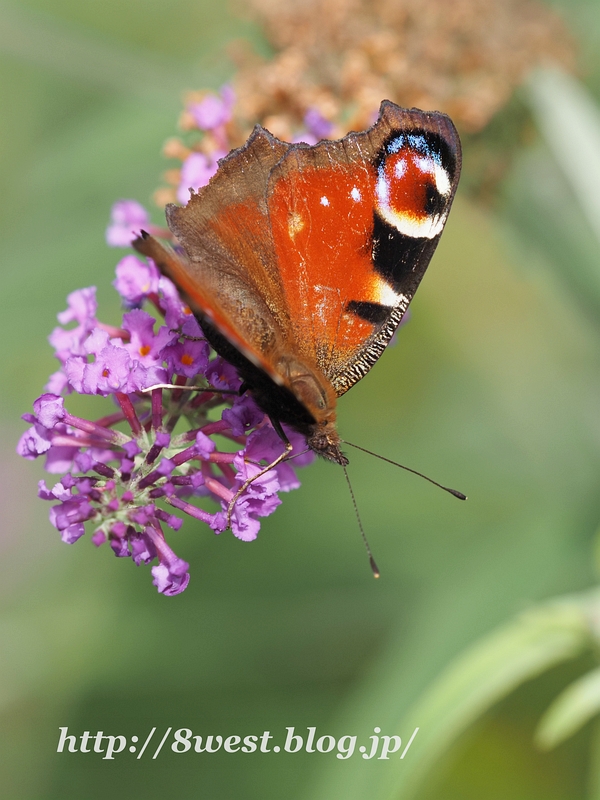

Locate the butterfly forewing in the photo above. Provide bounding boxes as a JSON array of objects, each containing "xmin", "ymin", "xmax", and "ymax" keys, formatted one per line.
[
  {"xmin": 161, "ymin": 127, "xmax": 295, "ymax": 386},
  {"xmin": 265, "ymin": 101, "xmax": 461, "ymax": 396},
  {"xmin": 134, "ymin": 101, "xmax": 461, "ymax": 444}
]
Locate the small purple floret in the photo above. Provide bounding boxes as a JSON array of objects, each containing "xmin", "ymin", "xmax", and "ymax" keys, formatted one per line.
[
  {"xmin": 17, "ymin": 425, "xmax": 51, "ymax": 459},
  {"xmin": 178, "ymin": 151, "xmax": 225, "ymax": 204},
  {"xmin": 304, "ymin": 108, "xmax": 334, "ymax": 140},
  {"xmin": 188, "ymin": 85, "xmax": 235, "ymax": 131},
  {"xmin": 163, "ymin": 337, "xmax": 210, "ymax": 378},
  {"xmin": 195, "ymin": 431, "xmax": 215, "ymax": 459},
  {"xmin": 113, "ymin": 255, "xmax": 159, "ymax": 305},
  {"xmin": 49, "ymin": 287, "xmax": 98, "ymax": 365},
  {"xmin": 33, "ymin": 394, "xmax": 66, "ymax": 428},
  {"xmin": 221, "ymin": 395, "xmax": 264, "ymax": 437},
  {"xmin": 106, "ymin": 200, "xmax": 150, "ymax": 247}
]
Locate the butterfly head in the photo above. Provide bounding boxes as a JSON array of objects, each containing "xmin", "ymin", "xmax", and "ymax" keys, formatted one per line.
[{"xmin": 306, "ymin": 420, "xmax": 348, "ymax": 466}]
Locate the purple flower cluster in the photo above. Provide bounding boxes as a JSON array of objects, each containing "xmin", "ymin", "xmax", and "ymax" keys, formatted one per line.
[
  {"xmin": 18, "ymin": 249, "xmax": 313, "ymax": 596},
  {"xmin": 176, "ymin": 86, "xmax": 235, "ymax": 204},
  {"xmin": 17, "ymin": 86, "xmax": 368, "ymax": 596},
  {"xmin": 160, "ymin": 85, "xmax": 336, "ymax": 207}
]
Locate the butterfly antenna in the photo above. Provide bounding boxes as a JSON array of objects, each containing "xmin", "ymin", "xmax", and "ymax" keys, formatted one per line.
[
  {"xmin": 285, "ymin": 447, "xmax": 311, "ymax": 461},
  {"xmin": 343, "ymin": 464, "xmax": 380, "ymax": 579},
  {"xmin": 342, "ymin": 440, "xmax": 467, "ymax": 500}
]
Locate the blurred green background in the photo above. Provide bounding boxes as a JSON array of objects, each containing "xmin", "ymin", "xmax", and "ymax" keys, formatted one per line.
[{"xmin": 2, "ymin": 1, "xmax": 600, "ymax": 798}]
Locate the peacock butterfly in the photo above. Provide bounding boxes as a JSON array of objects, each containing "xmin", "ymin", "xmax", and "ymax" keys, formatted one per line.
[{"xmin": 133, "ymin": 100, "xmax": 461, "ymax": 466}]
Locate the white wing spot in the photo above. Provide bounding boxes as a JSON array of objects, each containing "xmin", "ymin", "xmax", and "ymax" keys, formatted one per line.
[
  {"xmin": 320, "ymin": 196, "xmax": 330, "ymax": 206},
  {"xmin": 412, "ymin": 156, "xmax": 451, "ymax": 198},
  {"xmin": 415, "ymin": 155, "xmax": 433, "ymax": 175},
  {"xmin": 376, "ymin": 172, "xmax": 389, "ymax": 206},
  {"xmin": 394, "ymin": 158, "xmax": 407, "ymax": 178},
  {"xmin": 350, "ymin": 187, "xmax": 361, "ymax": 202},
  {"xmin": 374, "ymin": 278, "xmax": 403, "ymax": 306},
  {"xmin": 434, "ymin": 163, "xmax": 451, "ymax": 197}
]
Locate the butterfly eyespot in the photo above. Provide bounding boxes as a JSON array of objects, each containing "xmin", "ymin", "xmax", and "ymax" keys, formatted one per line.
[{"xmin": 375, "ymin": 137, "xmax": 453, "ymax": 239}]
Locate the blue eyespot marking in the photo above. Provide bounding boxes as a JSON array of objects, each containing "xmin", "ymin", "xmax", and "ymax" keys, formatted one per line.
[
  {"xmin": 387, "ymin": 136, "xmax": 405, "ymax": 154},
  {"xmin": 386, "ymin": 133, "xmax": 442, "ymax": 166}
]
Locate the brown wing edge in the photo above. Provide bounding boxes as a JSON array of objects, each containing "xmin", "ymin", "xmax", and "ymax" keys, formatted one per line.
[
  {"xmin": 158, "ymin": 126, "xmax": 298, "ymax": 377},
  {"xmin": 132, "ymin": 126, "xmax": 301, "ymax": 391},
  {"xmin": 131, "ymin": 231, "xmax": 287, "ymax": 387},
  {"xmin": 165, "ymin": 124, "xmax": 291, "ymax": 260},
  {"xmin": 265, "ymin": 101, "xmax": 461, "ymax": 196}
]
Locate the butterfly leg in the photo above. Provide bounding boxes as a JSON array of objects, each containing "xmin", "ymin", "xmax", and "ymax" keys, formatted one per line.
[
  {"xmin": 226, "ymin": 418, "xmax": 293, "ymax": 529},
  {"xmin": 140, "ymin": 383, "xmax": 239, "ymax": 395}
]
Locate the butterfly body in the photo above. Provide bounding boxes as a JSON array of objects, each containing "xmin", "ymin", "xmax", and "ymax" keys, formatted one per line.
[
  {"xmin": 198, "ymin": 316, "xmax": 344, "ymax": 462},
  {"xmin": 134, "ymin": 101, "xmax": 461, "ymax": 463}
]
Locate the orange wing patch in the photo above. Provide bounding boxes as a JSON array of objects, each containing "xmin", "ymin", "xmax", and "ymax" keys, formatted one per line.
[{"xmin": 269, "ymin": 160, "xmax": 393, "ymax": 371}]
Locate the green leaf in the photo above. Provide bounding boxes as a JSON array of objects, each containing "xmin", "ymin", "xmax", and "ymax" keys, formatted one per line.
[
  {"xmin": 527, "ymin": 67, "xmax": 600, "ymax": 246},
  {"xmin": 378, "ymin": 596, "xmax": 591, "ymax": 800},
  {"xmin": 536, "ymin": 665, "xmax": 600, "ymax": 750}
]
